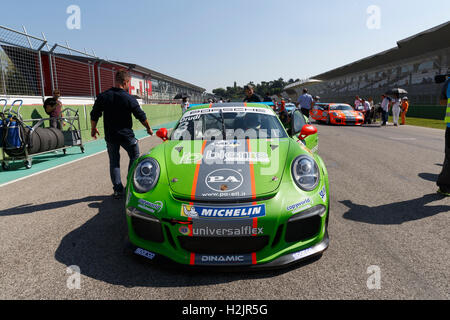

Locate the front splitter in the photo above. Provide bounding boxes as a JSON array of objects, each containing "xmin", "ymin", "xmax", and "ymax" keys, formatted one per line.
[{"xmin": 125, "ymin": 232, "xmax": 329, "ymax": 271}]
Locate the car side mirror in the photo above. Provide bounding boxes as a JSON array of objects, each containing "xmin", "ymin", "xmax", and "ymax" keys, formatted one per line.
[
  {"xmin": 298, "ymin": 125, "xmax": 317, "ymax": 140},
  {"xmin": 156, "ymin": 128, "xmax": 168, "ymax": 141}
]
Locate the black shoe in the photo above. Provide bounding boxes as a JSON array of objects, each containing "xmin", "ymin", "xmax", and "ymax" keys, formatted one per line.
[{"xmin": 113, "ymin": 190, "xmax": 124, "ymax": 199}]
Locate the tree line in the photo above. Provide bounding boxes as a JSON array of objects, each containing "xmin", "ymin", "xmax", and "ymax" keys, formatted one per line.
[{"xmin": 212, "ymin": 78, "xmax": 300, "ymax": 101}]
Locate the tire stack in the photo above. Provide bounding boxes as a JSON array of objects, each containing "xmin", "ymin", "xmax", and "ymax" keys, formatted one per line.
[{"xmin": 26, "ymin": 127, "xmax": 65, "ymax": 155}]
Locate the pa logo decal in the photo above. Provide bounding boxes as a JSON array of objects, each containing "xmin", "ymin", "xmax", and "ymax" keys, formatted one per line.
[{"xmin": 205, "ymin": 169, "xmax": 243, "ymax": 192}]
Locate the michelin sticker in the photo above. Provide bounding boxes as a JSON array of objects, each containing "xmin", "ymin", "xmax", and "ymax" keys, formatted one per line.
[
  {"xmin": 181, "ymin": 204, "xmax": 266, "ymax": 219},
  {"xmin": 318, "ymin": 186, "xmax": 327, "ymax": 203},
  {"xmin": 138, "ymin": 199, "xmax": 163, "ymax": 214},
  {"xmin": 286, "ymin": 198, "xmax": 312, "ymax": 214}
]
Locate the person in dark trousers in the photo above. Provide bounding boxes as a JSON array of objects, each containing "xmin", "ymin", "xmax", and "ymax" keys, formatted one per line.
[
  {"xmin": 90, "ymin": 70, "xmax": 154, "ymax": 199},
  {"xmin": 380, "ymin": 94, "xmax": 391, "ymax": 126},
  {"xmin": 296, "ymin": 88, "xmax": 315, "ymax": 118},
  {"xmin": 437, "ymin": 76, "xmax": 450, "ymax": 196},
  {"xmin": 243, "ymin": 85, "xmax": 262, "ymax": 102}
]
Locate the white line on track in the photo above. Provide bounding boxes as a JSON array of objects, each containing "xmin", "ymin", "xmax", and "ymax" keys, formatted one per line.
[{"xmin": 388, "ymin": 137, "xmax": 417, "ymax": 141}]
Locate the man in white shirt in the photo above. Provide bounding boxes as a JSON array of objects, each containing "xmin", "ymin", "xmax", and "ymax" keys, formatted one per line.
[
  {"xmin": 391, "ymin": 94, "xmax": 401, "ymax": 127},
  {"xmin": 380, "ymin": 94, "xmax": 391, "ymax": 126},
  {"xmin": 296, "ymin": 88, "xmax": 315, "ymax": 118},
  {"xmin": 361, "ymin": 98, "xmax": 372, "ymax": 124},
  {"xmin": 354, "ymin": 96, "xmax": 362, "ymax": 110}
]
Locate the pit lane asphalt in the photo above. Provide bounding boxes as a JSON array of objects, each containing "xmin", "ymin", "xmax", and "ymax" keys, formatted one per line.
[{"xmin": 0, "ymin": 123, "xmax": 448, "ymax": 299}]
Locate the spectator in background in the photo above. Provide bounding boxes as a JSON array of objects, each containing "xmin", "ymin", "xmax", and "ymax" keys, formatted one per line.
[
  {"xmin": 368, "ymin": 97, "xmax": 374, "ymax": 110},
  {"xmin": 380, "ymin": 94, "xmax": 391, "ymax": 126},
  {"xmin": 368, "ymin": 97, "xmax": 375, "ymax": 123},
  {"xmin": 181, "ymin": 97, "xmax": 190, "ymax": 113},
  {"xmin": 243, "ymin": 84, "xmax": 262, "ymax": 102},
  {"xmin": 263, "ymin": 92, "xmax": 272, "ymax": 102},
  {"xmin": 354, "ymin": 96, "xmax": 362, "ymax": 111},
  {"xmin": 391, "ymin": 93, "xmax": 401, "ymax": 127},
  {"xmin": 279, "ymin": 98, "xmax": 286, "ymax": 113},
  {"xmin": 436, "ymin": 76, "xmax": 450, "ymax": 196},
  {"xmin": 271, "ymin": 98, "xmax": 278, "ymax": 112},
  {"xmin": 361, "ymin": 98, "xmax": 372, "ymax": 124},
  {"xmin": 296, "ymin": 88, "xmax": 315, "ymax": 118},
  {"xmin": 44, "ymin": 89, "xmax": 63, "ymax": 129},
  {"xmin": 400, "ymin": 97, "xmax": 409, "ymax": 125},
  {"xmin": 90, "ymin": 70, "xmax": 154, "ymax": 199}
]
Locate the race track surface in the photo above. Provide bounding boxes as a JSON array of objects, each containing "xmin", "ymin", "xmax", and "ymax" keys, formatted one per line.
[{"xmin": 0, "ymin": 123, "xmax": 449, "ymax": 299}]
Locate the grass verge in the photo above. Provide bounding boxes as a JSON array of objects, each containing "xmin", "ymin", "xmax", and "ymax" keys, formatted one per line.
[{"xmin": 389, "ymin": 116, "xmax": 446, "ymax": 130}]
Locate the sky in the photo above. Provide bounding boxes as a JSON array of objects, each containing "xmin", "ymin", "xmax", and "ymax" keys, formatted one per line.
[{"xmin": 1, "ymin": 0, "xmax": 449, "ymax": 92}]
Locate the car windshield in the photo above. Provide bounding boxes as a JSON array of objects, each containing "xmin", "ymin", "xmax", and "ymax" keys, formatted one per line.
[
  {"xmin": 315, "ymin": 104, "xmax": 328, "ymax": 110},
  {"xmin": 330, "ymin": 104, "xmax": 353, "ymax": 111},
  {"xmin": 171, "ymin": 107, "xmax": 288, "ymax": 140}
]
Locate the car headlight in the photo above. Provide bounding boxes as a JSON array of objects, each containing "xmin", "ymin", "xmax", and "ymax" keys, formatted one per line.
[
  {"xmin": 133, "ymin": 158, "xmax": 160, "ymax": 193},
  {"xmin": 332, "ymin": 112, "xmax": 338, "ymax": 117},
  {"xmin": 291, "ymin": 155, "xmax": 320, "ymax": 191}
]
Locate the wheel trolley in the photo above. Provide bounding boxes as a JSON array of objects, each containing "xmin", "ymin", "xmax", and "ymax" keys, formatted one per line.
[{"xmin": 1, "ymin": 100, "xmax": 85, "ymax": 170}]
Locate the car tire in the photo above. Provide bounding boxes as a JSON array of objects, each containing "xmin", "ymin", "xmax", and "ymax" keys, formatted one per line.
[
  {"xmin": 35, "ymin": 127, "xmax": 51, "ymax": 153},
  {"xmin": 48, "ymin": 128, "xmax": 64, "ymax": 149},
  {"xmin": 25, "ymin": 128, "xmax": 41, "ymax": 155}
]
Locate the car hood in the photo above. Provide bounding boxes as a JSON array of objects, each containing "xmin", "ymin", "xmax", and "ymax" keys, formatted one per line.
[
  {"xmin": 332, "ymin": 110, "xmax": 361, "ymax": 117},
  {"xmin": 163, "ymin": 139, "xmax": 290, "ymax": 202}
]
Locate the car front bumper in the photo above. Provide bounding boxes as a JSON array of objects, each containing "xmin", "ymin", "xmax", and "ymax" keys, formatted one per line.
[{"xmin": 126, "ymin": 231, "xmax": 329, "ymax": 271}]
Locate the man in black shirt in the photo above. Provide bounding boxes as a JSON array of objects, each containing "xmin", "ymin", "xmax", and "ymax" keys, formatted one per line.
[
  {"xmin": 91, "ymin": 70, "xmax": 153, "ymax": 198},
  {"xmin": 243, "ymin": 85, "xmax": 262, "ymax": 103},
  {"xmin": 263, "ymin": 92, "xmax": 272, "ymax": 102}
]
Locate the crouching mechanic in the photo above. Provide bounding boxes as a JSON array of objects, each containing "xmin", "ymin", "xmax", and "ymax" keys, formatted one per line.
[
  {"xmin": 437, "ymin": 75, "xmax": 450, "ymax": 196},
  {"xmin": 90, "ymin": 70, "xmax": 154, "ymax": 199}
]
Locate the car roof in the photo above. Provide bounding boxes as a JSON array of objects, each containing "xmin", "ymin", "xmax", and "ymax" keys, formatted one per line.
[
  {"xmin": 316, "ymin": 103, "xmax": 351, "ymax": 106},
  {"xmin": 188, "ymin": 102, "xmax": 274, "ymax": 111}
]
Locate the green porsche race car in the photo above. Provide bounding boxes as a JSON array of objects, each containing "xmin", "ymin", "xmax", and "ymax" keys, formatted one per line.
[{"xmin": 125, "ymin": 102, "xmax": 329, "ymax": 269}]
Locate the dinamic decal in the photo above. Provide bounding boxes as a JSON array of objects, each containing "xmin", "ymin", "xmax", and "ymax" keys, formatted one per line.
[{"xmin": 195, "ymin": 254, "xmax": 253, "ymax": 265}]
